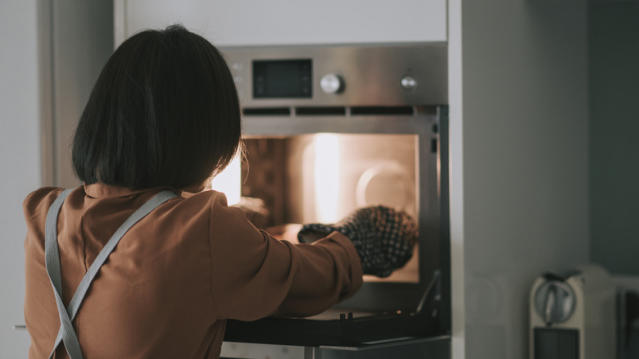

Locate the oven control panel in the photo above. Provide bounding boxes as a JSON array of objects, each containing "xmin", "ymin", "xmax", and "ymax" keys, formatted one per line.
[{"xmin": 221, "ymin": 43, "xmax": 447, "ymax": 107}]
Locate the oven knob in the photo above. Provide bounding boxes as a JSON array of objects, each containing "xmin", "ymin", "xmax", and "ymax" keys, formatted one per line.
[
  {"xmin": 401, "ymin": 76, "xmax": 418, "ymax": 90},
  {"xmin": 320, "ymin": 74, "xmax": 344, "ymax": 94}
]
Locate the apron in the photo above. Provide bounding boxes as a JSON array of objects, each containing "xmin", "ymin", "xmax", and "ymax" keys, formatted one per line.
[{"xmin": 43, "ymin": 189, "xmax": 177, "ymax": 359}]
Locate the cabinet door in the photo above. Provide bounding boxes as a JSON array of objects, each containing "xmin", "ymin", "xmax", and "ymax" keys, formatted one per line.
[
  {"xmin": 116, "ymin": 0, "xmax": 447, "ymax": 46},
  {"xmin": 0, "ymin": 0, "xmax": 39, "ymax": 356}
]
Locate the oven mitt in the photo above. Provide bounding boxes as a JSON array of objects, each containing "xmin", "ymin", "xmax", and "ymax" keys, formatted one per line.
[{"xmin": 297, "ymin": 206, "xmax": 418, "ymax": 278}]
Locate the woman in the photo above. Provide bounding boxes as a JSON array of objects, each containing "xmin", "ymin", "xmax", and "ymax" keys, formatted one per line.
[{"xmin": 23, "ymin": 25, "xmax": 416, "ymax": 358}]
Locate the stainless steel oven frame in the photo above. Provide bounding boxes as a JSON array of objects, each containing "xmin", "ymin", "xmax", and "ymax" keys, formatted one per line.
[
  {"xmin": 222, "ymin": 43, "xmax": 450, "ymax": 337},
  {"xmin": 241, "ymin": 107, "xmax": 449, "ymax": 325}
]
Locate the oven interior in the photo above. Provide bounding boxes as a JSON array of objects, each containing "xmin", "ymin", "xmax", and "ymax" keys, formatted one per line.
[{"xmin": 213, "ymin": 133, "xmax": 420, "ymax": 284}]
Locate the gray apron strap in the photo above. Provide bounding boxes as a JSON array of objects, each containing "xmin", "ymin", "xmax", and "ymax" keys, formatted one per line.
[
  {"xmin": 44, "ymin": 189, "xmax": 177, "ymax": 359},
  {"xmin": 44, "ymin": 189, "xmax": 80, "ymax": 358}
]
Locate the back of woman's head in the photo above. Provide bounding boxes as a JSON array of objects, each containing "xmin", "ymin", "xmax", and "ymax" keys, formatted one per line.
[{"xmin": 72, "ymin": 25, "xmax": 240, "ymax": 190}]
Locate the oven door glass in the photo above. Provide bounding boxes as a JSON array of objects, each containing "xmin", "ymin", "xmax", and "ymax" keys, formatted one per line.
[{"xmin": 212, "ymin": 133, "xmax": 419, "ymax": 284}]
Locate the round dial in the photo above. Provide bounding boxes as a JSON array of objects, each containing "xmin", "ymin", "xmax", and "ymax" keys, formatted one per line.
[
  {"xmin": 320, "ymin": 74, "xmax": 344, "ymax": 94},
  {"xmin": 534, "ymin": 280, "xmax": 576, "ymax": 324},
  {"xmin": 401, "ymin": 76, "xmax": 418, "ymax": 90}
]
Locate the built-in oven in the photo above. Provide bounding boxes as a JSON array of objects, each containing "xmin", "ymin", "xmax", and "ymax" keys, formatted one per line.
[{"xmin": 214, "ymin": 44, "xmax": 450, "ymax": 356}]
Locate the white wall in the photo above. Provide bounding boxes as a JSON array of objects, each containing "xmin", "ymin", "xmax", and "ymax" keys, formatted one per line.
[
  {"xmin": 0, "ymin": 0, "xmax": 42, "ymax": 357},
  {"xmin": 452, "ymin": 0, "xmax": 590, "ymax": 358},
  {"xmin": 50, "ymin": 0, "xmax": 113, "ymax": 187},
  {"xmin": 116, "ymin": 0, "xmax": 447, "ymax": 46},
  {"xmin": 0, "ymin": 2, "xmax": 112, "ymax": 357}
]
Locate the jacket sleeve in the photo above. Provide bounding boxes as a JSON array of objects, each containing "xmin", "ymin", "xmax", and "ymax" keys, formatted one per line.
[{"xmin": 208, "ymin": 192, "xmax": 363, "ymax": 320}]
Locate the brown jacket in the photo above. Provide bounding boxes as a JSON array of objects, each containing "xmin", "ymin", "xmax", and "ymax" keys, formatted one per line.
[{"xmin": 23, "ymin": 184, "xmax": 362, "ymax": 358}]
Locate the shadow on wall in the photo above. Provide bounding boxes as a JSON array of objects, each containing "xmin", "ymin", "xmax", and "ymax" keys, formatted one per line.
[
  {"xmin": 589, "ymin": 1, "xmax": 639, "ymax": 357},
  {"xmin": 589, "ymin": 1, "xmax": 639, "ymax": 275}
]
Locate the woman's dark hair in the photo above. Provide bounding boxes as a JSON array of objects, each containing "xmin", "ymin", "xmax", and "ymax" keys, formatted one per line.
[{"xmin": 72, "ymin": 25, "xmax": 241, "ymax": 189}]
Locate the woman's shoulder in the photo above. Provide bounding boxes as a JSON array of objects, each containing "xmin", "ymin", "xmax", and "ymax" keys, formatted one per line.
[
  {"xmin": 22, "ymin": 187, "xmax": 65, "ymax": 219},
  {"xmin": 163, "ymin": 189, "xmax": 231, "ymax": 225},
  {"xmin": 22, "ymin": 186, "xmax": 228, "ymax": 218},
  {"xmin": 178, "ymin": 189, "xmax": 254, "ymax": 232},
  {"xmin": 22, "ymin": 187, "xmax": 70, "ymax": 243},
  {"xmin": 178, "ymin": 188, "xmax": 229, "ymax": 209}
]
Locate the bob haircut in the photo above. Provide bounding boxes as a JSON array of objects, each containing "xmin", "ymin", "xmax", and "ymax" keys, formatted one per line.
[{"xmin": 72, "ymin": 25, "xmax": 240, "ymax": 190}]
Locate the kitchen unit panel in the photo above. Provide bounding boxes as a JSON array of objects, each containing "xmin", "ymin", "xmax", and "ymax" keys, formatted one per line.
[{"xmin": 115, "ymin": 0, "xmax": 447, "ymax": 46}]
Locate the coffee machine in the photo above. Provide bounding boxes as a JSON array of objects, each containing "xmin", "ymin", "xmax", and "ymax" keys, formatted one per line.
[{"xmin": 529, "ymin": 265, "xmax": 616, "ymax": 359}]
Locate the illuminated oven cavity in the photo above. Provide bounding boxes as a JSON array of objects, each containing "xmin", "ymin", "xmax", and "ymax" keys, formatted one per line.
[{"xmin": 212, "ymin": 133, "xmax": 419, "ymax": 283}]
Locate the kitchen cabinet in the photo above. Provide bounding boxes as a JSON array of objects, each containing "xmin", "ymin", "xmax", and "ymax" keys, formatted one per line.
[
  {"xmin": 114, "ymin": 0, "xmax": 447, "ymax": 47},
  {"xmin": 447, "ymin": 1, "xmax": 590, "ymax": 358},
  {"xmin": 0, "ymin": 1, "xmax": 42, "ymax": 357},
  {"xmin": 8, "ymin": 1, "xmax": 594, "ymax": 359},
  {"xmin": 1, "ymin": 0, "xmax": 111, "ymax": 356},
  {"xmin": 115, "ymin": 1, "xmax": 593, "ymax": 359},
  {"xmin": 220, "ymin": 337, "xmax": 449, "ymax": 359}
]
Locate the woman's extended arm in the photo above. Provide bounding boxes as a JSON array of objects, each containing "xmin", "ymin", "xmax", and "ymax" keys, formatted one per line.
[{"xmin": 207, "ymin": 193, "xmax": 363, "ymax": 320}]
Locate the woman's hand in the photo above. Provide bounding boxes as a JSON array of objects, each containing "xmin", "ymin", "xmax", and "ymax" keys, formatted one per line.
[{"xmin": 297, "ymin": 206, "xmax": 418, "ymax": 278}]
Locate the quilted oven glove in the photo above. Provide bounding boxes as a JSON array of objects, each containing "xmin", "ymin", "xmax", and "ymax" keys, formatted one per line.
[{"xmin": 297, "ymin": 206, "xmax": 418, "ymax": 278}]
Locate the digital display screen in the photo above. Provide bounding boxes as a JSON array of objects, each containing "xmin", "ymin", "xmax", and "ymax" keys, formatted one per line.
[{"xmin": 253, "ymin": 59, "xmax": 312, "ymax": 98}]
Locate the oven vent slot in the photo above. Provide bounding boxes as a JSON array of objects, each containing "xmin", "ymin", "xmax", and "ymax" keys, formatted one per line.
[
  {"xmin": 295, "ymin": 106, "xmax": 346, "ymax": 116},
  {"xmin": 242, "ymin": 107, "xmax": 291, "ymax": 116},
  {"xmin": 350, "ymin": 106, "xmax": 414, "ymax": 116},
  {"xmin": 243, "ymin": 106, "xmax": 416, "ymax": 117}
]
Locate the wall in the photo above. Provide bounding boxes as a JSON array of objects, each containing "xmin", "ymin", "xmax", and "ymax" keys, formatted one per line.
[
  {"xmin": 49, "ymin": 0, "xmax": 114, "ymax": 187},
  {"xmin": 0, "ymin": 0, "xmax": 41, "ymax": 357},
  {"xmin": 0, "ymin": 1, "xmax": 112, "ymax": 356},
  {"xmin": 589, "ymin": 4, "xmax": 639, "ymax": 356},
  {"xmin": 456, "ymin": 0, "xmax": 590, "ymax": 358},
  {"xmin": 115, "ymin": 0, "xmax": 447, "ymax": 46},
  {"xmin": 589, "ymin": 0, "xmax": 639, "ymax": 276}
]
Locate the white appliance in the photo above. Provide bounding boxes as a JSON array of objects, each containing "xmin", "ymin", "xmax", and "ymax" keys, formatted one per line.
[{"xmin": 529, "ymin": 264, "xmax": 616, "ymax": 359}]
